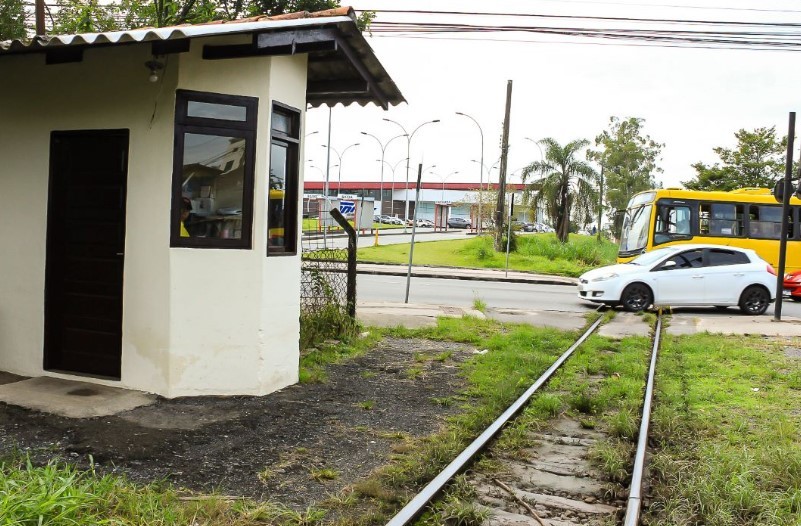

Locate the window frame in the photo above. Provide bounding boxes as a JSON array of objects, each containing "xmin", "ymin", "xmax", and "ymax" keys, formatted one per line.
[
  {"xmin": 267, "ymin": 101, "xmax": 301, "ymax": 256},
  {"xmin": 170, "ymin": 90, "xmax": 258, "ymax": 249}
]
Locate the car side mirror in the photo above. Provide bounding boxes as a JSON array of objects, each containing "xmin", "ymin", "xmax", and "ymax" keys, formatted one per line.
[{"xmin": 657, "ymin": 260, "xmax": 677, "ymax": 271}]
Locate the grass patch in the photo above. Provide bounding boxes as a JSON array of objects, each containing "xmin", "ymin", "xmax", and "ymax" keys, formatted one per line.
[
  {"xmin": 645, "ymin": 333, "xmax": 801, "ymax": 525},
  {"xmin": 357, "ymin": 233, "xmax": 618, "ymax": 277},
  {"xmin": 299, "ymin": 330, "xmax": 381, "ymax": 384}
]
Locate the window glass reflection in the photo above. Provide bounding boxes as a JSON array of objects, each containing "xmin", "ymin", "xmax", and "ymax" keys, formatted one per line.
[
  {"xmin": 268, "ymin": 142, "xmax": 289, "ymax": 247},
  {"xmin": 181, "ymin": 133, "xmax": 245, "ymax": 239},
  {"xmin": 187, "ymin": 101, "xmax": 247, "ymax": 121}
]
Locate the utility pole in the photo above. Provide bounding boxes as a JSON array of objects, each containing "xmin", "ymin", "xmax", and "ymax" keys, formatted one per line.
[
  {"xmin": 495, "ymin": 80, "xmax": 513, "ymax": 251},
  {"xmin": 35, "ymin": 0, "xmax": 46, "ymax": 35},
  {"xmin": 774, "ymin": 111, "xmax": 796, "ymax": 322},
  {"xmin": 597, "ymin": 165, "xmax": 604, "ymax": 241}
]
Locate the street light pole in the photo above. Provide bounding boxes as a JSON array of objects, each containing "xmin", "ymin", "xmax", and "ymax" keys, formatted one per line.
[
  {"xmin": 380, "ymin": 157, "xmax": 409, "ymax": 218},
  {"xmin": 383, "ymin": 117, "xmax": 440, "ymax": 233},
  {"xmin": 361, "ymin": 132, "xmax": 406, "ymax": 215},
  {"xmin": 324, "ymin": 142, "xmax": 360, "ymax": 196},
  {"xmin": 456, "ymin": 112, "xmax": 484, "ymax": 232}
]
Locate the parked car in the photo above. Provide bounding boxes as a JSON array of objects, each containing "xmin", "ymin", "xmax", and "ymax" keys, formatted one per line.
[
  {"xmin": 447, "ymin": 217, "xmax": 471, "ymax": 229},
  {"xmin": 782, "ymin": 270, "xmax": 801, "ymax": 301},
  {"xmin": 387, "ymin": 216, "xmax": 404, "ymax": 225},
  {"xmin": 521, "ymin": 222, "xmax": 536, "ymax": 232},
  {"xmin": 577, "ymin": 244, "xmax": 776, "ymax": 314},
  {"xmin": 416, "ymin": 218, "xmax": 434, "ymax": 227}
]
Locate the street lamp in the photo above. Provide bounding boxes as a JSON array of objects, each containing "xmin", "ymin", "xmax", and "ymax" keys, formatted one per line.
[
  {"xmin": 431, "ymin": 170, "xmax": 459, "ymax": 202},
  {"xmin": 382, "ymin": 117, "xmax": 440, "ymax": 232},
  {"xmin": 361, "ymin": 131, "xmax": 406, "ymax": 215},
  {"xmin": 379, "ymin": 157, "xmax": 409, "ymax": 218},
  {"xmin": 456, "ymin": 112, "xmax": 484, "ymax": 231},
  {"xmin": 322, "ymin": 143, "xmax": 359, "ymax": 196}
]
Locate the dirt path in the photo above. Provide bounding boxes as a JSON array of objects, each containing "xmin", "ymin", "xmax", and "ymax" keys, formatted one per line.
[{"xmin": 0, "ymin": 337, "xmax": 476, "ymax": 507}]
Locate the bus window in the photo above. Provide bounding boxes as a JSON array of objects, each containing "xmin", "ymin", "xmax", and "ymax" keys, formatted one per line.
[
  {"xmin": 749, "ymin": 205, "xmax": 784, "ymax": 239},
  {"xmin": 654, "ymin": 203, "xmax": 691, "ymax": 245},
  {"xmin": 700, "ymin": 203, "xmax": 743, "ymax": 237},
  {"xmin": 619, "ymin": 204, "xmax": 653, "ymax": 254}
]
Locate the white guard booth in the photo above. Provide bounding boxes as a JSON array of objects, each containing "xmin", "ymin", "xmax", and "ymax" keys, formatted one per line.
[{"xmin": 0, "ymin": 8, "xmax": 404, "ymax": 397}]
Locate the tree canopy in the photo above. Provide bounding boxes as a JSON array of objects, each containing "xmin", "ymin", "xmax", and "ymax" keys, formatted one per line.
[
  {"xmin": 682, "ymin": 126, "xmax": 787, "ymax": 192},
  {"xmin": 521, "ymin": 138, "xmax": 597, "ymax": 243},
  {"xmin": 4, "ymin": 1, "xmax": 370, "ymax": 38},
  {"xmin": 0, "ymin": 0, "xmax": 26, "ymax": 40},
  {"xmin": 587, "ymin": 116, "xmax": 662, "ymax": 233}
]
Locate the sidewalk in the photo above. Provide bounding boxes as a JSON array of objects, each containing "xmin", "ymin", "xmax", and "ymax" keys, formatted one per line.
[{"xmin": 357, "ymin": 262, "xmax": 577, "ymax": 286}]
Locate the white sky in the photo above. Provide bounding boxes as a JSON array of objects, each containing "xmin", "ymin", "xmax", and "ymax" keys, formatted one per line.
[{"xmin": 304, "ymin": 0, "xmax": 801, "ymax": 191}]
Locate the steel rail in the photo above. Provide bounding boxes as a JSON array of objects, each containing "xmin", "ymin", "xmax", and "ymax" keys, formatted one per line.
[
  {"xmin": 623, "ymin": 312, "xmax": 663, "ymax": 526},
  {"xmin": 385, "ymin": 312, "xmax": 607, "ymax": 526}
]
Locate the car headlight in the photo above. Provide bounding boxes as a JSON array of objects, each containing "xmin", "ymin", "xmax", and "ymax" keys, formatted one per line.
[{"xmin": 591, "ymin": 273, "xmax": 619, "ymax": 282}]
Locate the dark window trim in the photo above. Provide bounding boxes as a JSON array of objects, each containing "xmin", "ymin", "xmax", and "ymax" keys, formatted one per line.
[
  {"xmin": 175, "ymin": 89, "xmax": 258, "ymax": 130},
  {"xmin": 267, "ymin": 101, "xmax": 301, "ymax": 256},
  {"xmin": 170, "ymin": 91, "xmax": 258, "ymax": 249}
]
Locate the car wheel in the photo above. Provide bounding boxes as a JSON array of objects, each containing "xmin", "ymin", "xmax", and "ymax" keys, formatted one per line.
[
  {"xmin": 620, "ymin": 283, "xmax": 653, "ymax": 312},
  {"xmin": 738, "ymin": 286, "xmax": 770, "ymax": 315}
]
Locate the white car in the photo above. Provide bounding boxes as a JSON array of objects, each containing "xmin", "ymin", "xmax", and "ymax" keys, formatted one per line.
[{"xmin": 578, "ymin": 244, "xmax": 776, "ymax": 315}]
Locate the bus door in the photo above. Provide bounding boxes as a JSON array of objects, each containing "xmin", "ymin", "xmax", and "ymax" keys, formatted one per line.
[{"xmin": 653, "ymin": 200, "xmax": 693, "ymax": 247}]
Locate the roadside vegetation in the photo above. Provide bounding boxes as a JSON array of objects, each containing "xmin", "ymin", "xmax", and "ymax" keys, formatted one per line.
[
  {"xmin": 358, "ymin": 233, "xmax": 618, "ymax": 277},
  {"xmin": 646, "ymin": 333, "xmax": 801, "ymax": 525},
  {"xmin": 6, "ymin": 316, "xmax": 796, "ymax": 525}
]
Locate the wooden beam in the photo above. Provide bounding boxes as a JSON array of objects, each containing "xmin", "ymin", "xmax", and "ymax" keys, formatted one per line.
[
  {"xmin": 46, "ymin": 47, "xmax": 83, "ymax": 64},
  {"xmin": 255, "ymin": 28, "xmax": 339, "ymax": 49},
  {"xmin": 152, "ymin": 39, "xmax": 190, "ymax": 56},
  {"xmin": 331, "ymin": 33, "xmax": 388, "ymax": 110},
  {"xmin": 307, "ymin": 79, "xmax": 368, "ymax": 95}
]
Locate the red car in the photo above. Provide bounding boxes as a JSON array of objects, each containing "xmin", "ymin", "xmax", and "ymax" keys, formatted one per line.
[{"xmin": 783, "ymin": 270, "xmax": 801, "ymax": 301}]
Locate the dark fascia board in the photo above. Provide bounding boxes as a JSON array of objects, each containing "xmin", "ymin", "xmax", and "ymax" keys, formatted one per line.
[
  {"xmin": 203, "ymin": 27, "xmax": 338, "ymax": 59},
  {"xmin": 201, "ymin": 25, "xmax": 391, "ymax": 110}
]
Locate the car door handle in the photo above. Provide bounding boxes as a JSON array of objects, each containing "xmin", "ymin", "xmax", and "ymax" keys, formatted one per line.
[
  {"xmin": 692, "ymin": 275, "xmax": 703, "ymax": 279},
  {"xmin": 733, "ymin": 273, "xmax": 744, "ymax": 277}
]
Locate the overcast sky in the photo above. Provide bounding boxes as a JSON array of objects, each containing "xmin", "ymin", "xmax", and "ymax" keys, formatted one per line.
[{"xmin": 304, "ymin": 0, "xmax": 801, "ymax": 191}]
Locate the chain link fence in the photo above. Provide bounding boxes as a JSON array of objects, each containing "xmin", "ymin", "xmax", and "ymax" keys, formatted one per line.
[{"xmin": 300, "ymin": 204, "xmax": 357, "ymax": 347}]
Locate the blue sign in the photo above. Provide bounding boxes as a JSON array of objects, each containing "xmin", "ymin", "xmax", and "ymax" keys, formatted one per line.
[{"xmin": 339, "ymin": 200, "xmax": 356, "ymax": 215}]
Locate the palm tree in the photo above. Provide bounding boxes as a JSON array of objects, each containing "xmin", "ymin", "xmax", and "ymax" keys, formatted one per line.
[{"xmin": 521, "ymin": 138, "xmax": 598, "ymax": 243}]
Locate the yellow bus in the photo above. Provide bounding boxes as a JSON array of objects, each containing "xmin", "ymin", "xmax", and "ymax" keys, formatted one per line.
[{"xmin": 617, "ymin": 187, "xmax": 801, "ymax": 272}]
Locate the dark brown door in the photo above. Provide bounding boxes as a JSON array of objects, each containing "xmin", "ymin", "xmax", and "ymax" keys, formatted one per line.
[{"xmin": 44, "ymin": 130, "xmax": 129, "ymax": 378}]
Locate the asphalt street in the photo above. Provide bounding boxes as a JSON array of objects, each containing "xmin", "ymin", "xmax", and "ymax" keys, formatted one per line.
[{"xmin": 356, "ymin": 274, "xmax": 801, "ymax": 319}]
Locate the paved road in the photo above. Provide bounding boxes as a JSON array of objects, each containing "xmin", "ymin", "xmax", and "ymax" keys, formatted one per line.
[
  {"xmin": 306, "ymin": 228, "xmax": 477, "ymax": 250},
  {"xmin": 357, "ymin": 274, "xmax": 801, "ymax": 318}
]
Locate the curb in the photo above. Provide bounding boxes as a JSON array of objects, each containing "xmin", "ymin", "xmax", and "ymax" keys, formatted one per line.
[{"xmin": 356, "ymin": 267, "xmax": 577, "ymax": 287}]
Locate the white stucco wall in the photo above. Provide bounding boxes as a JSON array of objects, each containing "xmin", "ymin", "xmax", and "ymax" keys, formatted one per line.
[{"xmin": 0, "ymin": 35, "xmax": 307, "ymax": 397}]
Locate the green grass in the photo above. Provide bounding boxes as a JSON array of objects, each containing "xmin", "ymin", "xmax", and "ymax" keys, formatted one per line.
[
  {"xmin": 357, "ymin": 233, "xmax": 618, "ymax": 277},
  {"xmin": 645, "ymin": 333, "xmax": 801, "ymax": 525}
]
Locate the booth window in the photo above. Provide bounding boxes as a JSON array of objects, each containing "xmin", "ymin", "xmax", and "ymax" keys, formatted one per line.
[
  {"xmin": 171, "ymin": 90, "xmax": 258, "ymax": 249},
  {"xmin": 267, "ymin": 102, "xmax": 300, "ymax": 255}
]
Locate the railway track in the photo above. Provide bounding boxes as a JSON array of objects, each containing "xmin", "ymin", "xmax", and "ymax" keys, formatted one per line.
[{"xmin": 386, "ymin": 309, "xmax": 664, "ymax": 526}]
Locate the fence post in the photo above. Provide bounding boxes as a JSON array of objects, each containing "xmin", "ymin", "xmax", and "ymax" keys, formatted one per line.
[{"xmin": 330, "ymin": 208, "xmax": 357, "ymax": 318}]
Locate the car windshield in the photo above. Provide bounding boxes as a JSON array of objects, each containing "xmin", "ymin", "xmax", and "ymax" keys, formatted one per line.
[
  {"xmin": 628, "ymin": 247, "xmax": 681, "ymax": 266},
  {"xmin": 619, "ymin": 204, "xmax": 653, "ymax": 253}
]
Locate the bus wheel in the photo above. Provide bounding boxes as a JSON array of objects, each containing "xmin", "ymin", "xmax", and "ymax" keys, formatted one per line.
[
  {"xmin": 738, "ymin": 286, "xmax": 769, "ymax": 315},
  {"xmin": 620, "ymin": 283, "xmax": 652, "ymax": 312}
]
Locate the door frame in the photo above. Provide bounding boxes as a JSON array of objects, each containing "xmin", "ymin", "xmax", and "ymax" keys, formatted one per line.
[{"xmin": 43, "ymin": 129, "xmax": 130, "ymax": 379}]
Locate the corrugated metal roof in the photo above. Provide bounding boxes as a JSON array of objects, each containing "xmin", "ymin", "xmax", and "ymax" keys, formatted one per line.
[{"xmin": 0, "ymin": 7, "xmax": 404, "ymax": 109}]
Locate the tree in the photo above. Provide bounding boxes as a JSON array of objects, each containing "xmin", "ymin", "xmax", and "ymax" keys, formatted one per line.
[
  {"xmin": 521, "ymin": 138, "xmax": 597, "ymax": 243},
  {"xmin": 44, "ymin": 1, "xmax": 369, "ymax": 34},
  {"xmin": 587, "ymin": 117, "xmax": 663, "ymax": 234},
  {"xmin": 0, "ymin": 0, "xmax": 26, "ymax": 40},
  {"xmin": 682, "ymin": 126, "xmax": 787, "ymax": 192}
]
